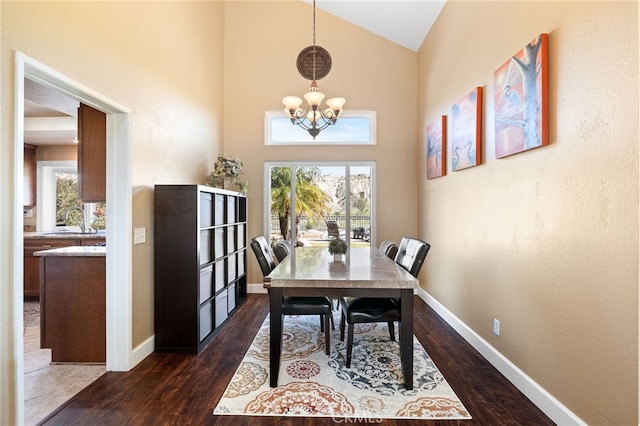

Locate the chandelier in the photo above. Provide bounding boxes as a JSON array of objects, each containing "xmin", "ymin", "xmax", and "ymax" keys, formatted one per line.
[{"xmin": 282, "ymin": 0, "xmax": 346, "ymax": 139}]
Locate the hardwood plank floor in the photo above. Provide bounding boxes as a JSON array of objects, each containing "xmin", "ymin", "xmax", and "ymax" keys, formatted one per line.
[{"xmin": 40, "ymin": 294, "xmax": 554, "ymax": 425}]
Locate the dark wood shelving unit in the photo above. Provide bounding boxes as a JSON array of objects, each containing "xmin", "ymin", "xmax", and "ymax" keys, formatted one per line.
[{"xmin": 153, "ymin": 185, "xmax": 247, "ymax": 353}]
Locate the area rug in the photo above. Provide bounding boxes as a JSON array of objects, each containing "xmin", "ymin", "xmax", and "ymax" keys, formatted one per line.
[{"xmin": 213, "ymin": 312, "xmax": 472, "ymax": 420}]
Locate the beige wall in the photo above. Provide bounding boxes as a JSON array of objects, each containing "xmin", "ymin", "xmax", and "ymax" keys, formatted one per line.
[
  {"xmin": 2, "ymin": 0, "xmax": 636, "ymax": 424},
  {"xmin": 1, "ymin": 1, "xmax": 224, "ymax": 422},
  {"xmin": 223, "ymin": 1, "xmax": 419, "ymax": 283},
  {"xmin": 418, "ymin": 1, "xmax": 638, "ymax": 424}
]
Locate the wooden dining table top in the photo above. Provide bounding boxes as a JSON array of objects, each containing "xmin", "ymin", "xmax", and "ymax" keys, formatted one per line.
[{"xmin": 267, "ymin": 246, "xmax": 418, "ymax": 288}]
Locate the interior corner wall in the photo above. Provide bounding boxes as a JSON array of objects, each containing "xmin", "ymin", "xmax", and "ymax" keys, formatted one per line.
[
  {"xmin": 222, "ymin": 1, "xmax": 419, "ymax": 286},
  {"xmin": 418, "ymin": 1, "xmax": 638, "ymax": 424}
]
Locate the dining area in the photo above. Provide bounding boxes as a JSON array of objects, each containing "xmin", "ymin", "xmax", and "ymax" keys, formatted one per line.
[{"xmin": 250, "ymin": 235, "xmax": 430, "ymax": 390}]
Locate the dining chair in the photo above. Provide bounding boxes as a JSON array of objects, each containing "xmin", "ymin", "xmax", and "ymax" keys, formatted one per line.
[
  {"xmin": 250, "ymin": 236, "xmax": 333, "ymax": 354},
  {"xmin": 379, "ymin": 240, "xmax": 398, "ymax": 259},
  {"xmin": 270, "ymin": 238, "xmax": 335, "ymax": 330},
  {"xmin": 273, "ymin": 240, "xmax": 293, "ymax": 263},
  {"xmin": 339, "ymin": 237, "xmax": 430, "ymax": 367}
]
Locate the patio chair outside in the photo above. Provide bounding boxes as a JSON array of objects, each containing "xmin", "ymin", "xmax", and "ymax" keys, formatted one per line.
[{"xmin": 325, "ymin": 220, "xmax": 343, "ymax": 239}]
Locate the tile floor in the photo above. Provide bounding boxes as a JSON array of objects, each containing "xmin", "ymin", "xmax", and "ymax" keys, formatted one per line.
[{"xmin": 24, "ymin": 301, "xmax": 105, "ymax": 426}]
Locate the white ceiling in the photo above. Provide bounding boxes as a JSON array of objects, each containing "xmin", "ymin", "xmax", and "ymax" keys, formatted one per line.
[
  {"xmin": 24, "ymin": 80, "xmax": 79, "ymax": 146},
  {"xmin": 25, "ymin": 1, "xmax": 446, "ymax": 146},
  {"xmin": 308, "ymin": 0, "xmax": 446, "ymax": 52}
]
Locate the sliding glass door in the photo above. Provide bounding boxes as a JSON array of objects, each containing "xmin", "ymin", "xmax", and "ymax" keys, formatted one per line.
[{"xmin": 265, "ymin": 162, "xmax": 375, "ymax": 248}]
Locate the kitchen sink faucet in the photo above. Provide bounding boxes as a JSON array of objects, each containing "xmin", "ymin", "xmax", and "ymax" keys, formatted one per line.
[{"xmin": 63, "ymin": 206, "xmax": 87, "ymax": 233}]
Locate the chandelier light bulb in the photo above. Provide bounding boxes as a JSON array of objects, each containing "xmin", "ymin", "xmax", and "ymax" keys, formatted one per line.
[
  {"xmin": 282, "ymin": 96, "xmax": 303, "ymax": 111},
  {"xmin": 304, "ymin": 90, "xmax": 325, "ymax": 107}
]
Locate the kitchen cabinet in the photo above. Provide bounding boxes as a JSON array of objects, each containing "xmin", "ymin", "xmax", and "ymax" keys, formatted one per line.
[
  {"xmin": 23, "ymin": 235, "xmax": 106, "ymax": 300},
  {"xmin": 37, "ymin": 248, "xmax": 106, "ymax": 363},
  {"xmin": 24, "ymin": 144, "xmax": 36, "ymax": 207},
  {"xmin": 154, "ymin": 185, "xmax": 247, "ymax": 353},
  {"xmin": 77, "ymin": 103, "xmax": 106, "ymax": 202},
  {"xmin": 24, "ymin": 238, "xmax": 79, "ymax": 300}
]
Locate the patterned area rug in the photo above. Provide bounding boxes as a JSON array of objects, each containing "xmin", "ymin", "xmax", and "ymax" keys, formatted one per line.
[{"xmin": 213, "ymin": 312, "xmax": 471, "ymax": 420}]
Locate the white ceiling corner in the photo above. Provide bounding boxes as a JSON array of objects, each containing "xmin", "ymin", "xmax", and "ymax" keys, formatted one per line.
[{"xmin": 306, "ymin": 0, "xmax": 447, "ymax": 52}]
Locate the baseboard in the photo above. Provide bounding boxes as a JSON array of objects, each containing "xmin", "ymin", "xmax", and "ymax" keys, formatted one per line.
[
  {"xmin": 248, "ymin": 283, "xmax": 268, "ymax": 294},
  {"xmin": 417, "ymin": 288, "xmax": 586, "ymax": 426},
  {"xmin": 130, "ymin": 334, "xmax": 154, "ymax": 369}
]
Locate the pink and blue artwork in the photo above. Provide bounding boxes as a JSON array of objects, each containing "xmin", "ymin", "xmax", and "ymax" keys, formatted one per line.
[
  {"xmin": 494, "ymin": 33, "xmax": 549, "ymax": 158},
  {"xmin": 451, "ymin": 87, "xmax": 483, "ymax": 171},
  {"xmin": 426, "ymin": 115, "xmax": 446, "ymax": 179}
]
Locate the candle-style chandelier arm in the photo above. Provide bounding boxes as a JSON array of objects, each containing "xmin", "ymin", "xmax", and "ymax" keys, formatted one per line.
[{"xmin": 283, "ymin": 90, "xmax": 346, "ymax": 138}]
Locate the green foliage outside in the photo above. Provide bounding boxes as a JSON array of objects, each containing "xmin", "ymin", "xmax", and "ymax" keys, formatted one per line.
[
  {"xmin": 270, "ymin": 166, "xmax": 331, "ymax": 240},
  {"xmin": 56, "ymin": 173, "xmax": 106, "ymax": 231}
]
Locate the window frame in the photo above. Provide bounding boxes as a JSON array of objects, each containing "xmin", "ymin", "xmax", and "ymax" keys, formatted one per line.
[
  {"xmin": 264, "ymin": 110, "xmax": 377, "ymax": 146},
  {"xmin": 36, "ymin": 160, "xmax": 101, "ymax": 231}
]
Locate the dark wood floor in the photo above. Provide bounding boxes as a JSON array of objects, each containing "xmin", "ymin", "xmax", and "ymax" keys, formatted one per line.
[{"xmin": 41, "ymin": 294, "xmax": 554, "ymax": 425}]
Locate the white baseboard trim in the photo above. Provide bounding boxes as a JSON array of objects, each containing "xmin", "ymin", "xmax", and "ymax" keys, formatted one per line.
[
  {"xmin": 130, "ymin": 334, "xmax": 154, "ymax": 369},
  {"xmin": 417, "ymin": 288, "xmax": 586, "ymax": 426},
  {"xmin": 248, "ymin": 283, "xmax": 268, "ymax": 294}
]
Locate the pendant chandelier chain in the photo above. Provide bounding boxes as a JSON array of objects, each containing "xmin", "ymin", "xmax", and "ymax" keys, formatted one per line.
[{"xmin": 281, "ymin": 0, "xmax": 346, "ymax": 139}]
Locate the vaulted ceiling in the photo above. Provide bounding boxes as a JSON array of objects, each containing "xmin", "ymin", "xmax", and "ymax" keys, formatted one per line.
[
  {"xmin": 24, "ymin": 1, "xmax": 446, "ymax": 146},
  {"xmin": 310, "ymin": 0, "xmax": 446, "ymax": 52}
]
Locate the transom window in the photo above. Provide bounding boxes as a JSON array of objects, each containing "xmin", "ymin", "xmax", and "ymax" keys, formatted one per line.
[{"xmin": 264, "ymin": 110, "xmax": 377, "ymax": 145}]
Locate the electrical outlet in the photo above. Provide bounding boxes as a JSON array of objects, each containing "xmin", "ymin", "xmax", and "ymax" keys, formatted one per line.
[{"xmin": 493, "ymin": 318, "xmax": 501, "ymax": 336}]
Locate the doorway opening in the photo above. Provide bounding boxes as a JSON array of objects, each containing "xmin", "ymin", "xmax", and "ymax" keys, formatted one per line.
[{"xmin": 13, "ymin": 52, "xmax": 133, "ymax": 424}]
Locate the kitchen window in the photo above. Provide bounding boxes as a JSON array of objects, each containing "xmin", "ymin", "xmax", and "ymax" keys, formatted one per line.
[{"xmin": 37, "ymin": 160, "xmax": 105, "ymax": 232}]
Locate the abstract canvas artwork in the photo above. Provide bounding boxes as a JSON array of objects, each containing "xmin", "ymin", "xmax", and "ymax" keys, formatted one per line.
[
  {"xmin": 426, "ymin": 115, "xmax": 446, "ymax": 179},
  {"xmin": 451, "ymin": 87, "xmax": 483, "ymax": 171},
  {"xmin": 494, "ymin": 33, "xmax": 549, "ymax": 158}
]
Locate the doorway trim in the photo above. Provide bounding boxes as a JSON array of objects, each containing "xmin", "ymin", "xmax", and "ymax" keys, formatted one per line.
[{"xmin": 13, "ymin": 52, "xmax": 133, "ymax": 422}]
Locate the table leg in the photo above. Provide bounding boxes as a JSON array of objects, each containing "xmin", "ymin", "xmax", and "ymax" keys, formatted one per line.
[
  {"xmin": 400, "ymin": 290, "xmax": 413, "ymax": 390},
  {"xmin": 269, "ymin": 288, "xmax": 283, "ymax": 387}
]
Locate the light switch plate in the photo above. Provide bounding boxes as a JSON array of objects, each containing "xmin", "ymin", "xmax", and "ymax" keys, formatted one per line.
[{"xmin": 134, "ymin": 227, "xmax": 146, "ymax": 244}]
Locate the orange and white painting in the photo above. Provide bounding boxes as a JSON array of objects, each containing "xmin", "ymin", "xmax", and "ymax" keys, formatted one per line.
[
  {"xmin": 451, "ymin": 87, "xmax": 482, "ymax": 171},
  {"xmin": 494, "ymin": 33, "xmax": 549, "ymax": 158},
  {"xmin": 426, "ymin": 115, "xmax": 446, "ymax": 179}
]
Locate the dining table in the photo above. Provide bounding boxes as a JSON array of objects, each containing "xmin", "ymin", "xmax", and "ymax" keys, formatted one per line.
[{"xmin": 265, "ymin": 246, "xmax": 418, "ymax": 390}]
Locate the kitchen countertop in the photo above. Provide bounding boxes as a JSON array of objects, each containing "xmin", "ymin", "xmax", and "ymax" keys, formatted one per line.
[
  {"xmin": 25, "ymin": 231, "xmax": 106, "ymax": 240},
  {"xmin": 34, "ymin": 246, "xmax": 106, "ymax": 257}
]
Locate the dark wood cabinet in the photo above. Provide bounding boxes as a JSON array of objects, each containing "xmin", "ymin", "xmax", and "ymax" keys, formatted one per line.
[
  {"xmin": 24, "ymin": 238, "xmax": 80, "ymax": 300},
  {"xmin": 24, "ymin": 144, "xmax": 37, "ymax": 207},
  {"xmin": 39, "ymin": 254, "xmax": 106, "ymax": 363},
  {"xmin": 77, "ymin": 103, "xmax": 106, "ymax": 202},
  {"xmin": 24, "ymin": 237, "xmax": 106, "ymax": 300},
  {"xmin": 154, "ymin": 185, "xmax": 247, "ymax": 353}
]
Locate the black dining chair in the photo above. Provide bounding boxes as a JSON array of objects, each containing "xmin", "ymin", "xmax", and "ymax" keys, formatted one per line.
[
  {"xmin": 250, "ymin": 236, "xmax": 333, "ymax": 354},
  {"xmin": 273, "ymin": 240, "xmax": 293, "ymax": 263},
  {"xmin": 379, "ymin": 240, "xmax": 398, "ymax": 259},
  {"xmin": 339, "ymin": 237, "xmax": 430, "ymax": 367}
]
